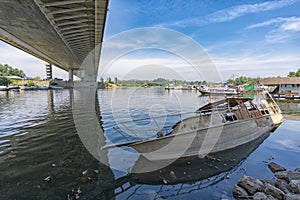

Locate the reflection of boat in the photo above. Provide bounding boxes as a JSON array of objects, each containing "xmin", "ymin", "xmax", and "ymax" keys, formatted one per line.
[
  {"xmin": 199, "ymin": 85, "xmax": 237, "ymax": 95},
  {"xmin": 103, "ymin": 95, "xmax": 283, "ymax": 162},
  {"xmin": 130, "ymin": 130, "xmax": 270, "ymax": 184}
]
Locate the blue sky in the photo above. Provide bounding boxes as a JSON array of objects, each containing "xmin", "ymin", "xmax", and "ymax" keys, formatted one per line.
[{"xmin": 1, "ymin": 0, "xmax": 300, "ymax": 80}]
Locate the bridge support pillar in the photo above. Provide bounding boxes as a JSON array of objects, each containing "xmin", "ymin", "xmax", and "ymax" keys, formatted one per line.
[{"xmin": 69, "ymin": 69, "xmax": 74, "ymax": 81}]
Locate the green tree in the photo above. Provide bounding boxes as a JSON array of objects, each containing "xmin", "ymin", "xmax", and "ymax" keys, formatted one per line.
[
  {"xmin": 288, "ymin": 68, "xmax": 300, "ymax": 77},
  {"xmin": 34, "ymin": 76, "xmax": 41, "ymax": 81},
  {"xmin": 0, "ymin": 77, "xmax": 11, "ymax": 86},
  {"xmin": 0, "ymin": 64, "xmax": 26, "ymax": 78},
  {"xmin": 25, "ymin": 81, "xmax": 36, "ymax": 87}
]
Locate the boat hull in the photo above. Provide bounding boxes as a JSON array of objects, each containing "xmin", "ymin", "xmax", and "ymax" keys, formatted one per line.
[
  {"xmin": 129, "ymin": 115, "xmax": 275, "ymax": 161},
  {"xmin": 130, "ymin": 130, "xmax": 271, "ymax": 181},
  {"xmin": 200, "ymin": 90, "xmax": 237, "ymax": 95},
  {"xmin": 0, "ymin": 86, "xmax": 7, "ymax": 91}
]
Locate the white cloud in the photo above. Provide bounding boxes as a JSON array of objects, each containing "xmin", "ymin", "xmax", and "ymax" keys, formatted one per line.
[
  {"xmin": 158, "ymin": 0, "xmax": 299, "ymax": 27},
  {"xmin": 246, "ymin": 17, "xmax": 287, "ymax": 29},
  {"xmin": 246, "ymin": 17, "xmax": 300, "ymax": 42},
  {"xmin": 213, "ymin": 52, "xmax": 300, "ymax": 78}
]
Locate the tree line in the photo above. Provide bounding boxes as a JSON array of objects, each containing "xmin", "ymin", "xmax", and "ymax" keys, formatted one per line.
[
  {"xmin": 288, "ymin": 69, "xmax": 300, "ymax": 77},
  {"xmin": 0, "ymin": 64, "xmax": 26, "ymax": 78}
]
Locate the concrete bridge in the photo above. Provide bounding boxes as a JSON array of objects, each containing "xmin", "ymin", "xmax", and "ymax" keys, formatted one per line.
[{"xmin": 0, "ymin": 0, "xmax": 109, "ymax": 81}]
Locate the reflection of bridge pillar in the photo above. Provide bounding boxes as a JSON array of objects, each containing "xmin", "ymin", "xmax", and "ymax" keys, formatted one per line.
[{"xmin": 68, "ymin": 69, "xmax": 73, "ymax": 81}]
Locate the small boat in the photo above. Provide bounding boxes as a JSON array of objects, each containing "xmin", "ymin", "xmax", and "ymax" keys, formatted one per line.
[
  {"xmin": 49, "ymin": 86, "xmax": 63, "ymax": 90},
  {"xmin": 102, "ymin": 94, "xmax": 283, "ymax": 162},
  {"xmin": 165, "ymin": 84, "xmax": 175, "ymax": 90},
  {"xmin": 0, "ymin": 84, "xmax": 7, "ymax": 91},
  {"xmin": 19, "ymin": 86, "xmax": 31, "ymax": 90},
  {"xmin": 39, "ymin": 86, "xmax": 49, "ymax": 90},
  {"xmin": 30, "ymin": 86, "xmax": 38, "ymax": 90},
  {"xmin": 174, "ymin": 85, "xmax": 191, "ymax": 90},
  {"xmin": 199, "ymin": 85, "xmax": 237, "ymax": 95},
  {"xmin": 7, "ymin": 84, "xmax": 19, "ymax": 90}
]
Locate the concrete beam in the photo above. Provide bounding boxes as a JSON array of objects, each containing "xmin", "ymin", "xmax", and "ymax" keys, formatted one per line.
[
  {"xmin": 43, "ymin": 0, "xmax": 90, "ymax": 7},
  {"xmin": 60, "ymin": 24, "xmax": 90, "ymax": 31},
  {"xmin": 63, "ymin": 28, "xmax": 93, "ymax": 35},
  {"xmin": 49, "ymin": 7, "xmax": 91, "ymax": 15},
  {"xmin": 54, "ymin": 14, "xmax": 89, "ymax": 21},
  {"xmin": 56, "ymin": 19, "xmax": 89, "ymax": 27}
]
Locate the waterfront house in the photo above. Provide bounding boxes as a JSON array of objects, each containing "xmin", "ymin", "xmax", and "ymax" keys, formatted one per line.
[{"xmin": 261, "ymin": 77, "xmax": 300, "ymax": 94}]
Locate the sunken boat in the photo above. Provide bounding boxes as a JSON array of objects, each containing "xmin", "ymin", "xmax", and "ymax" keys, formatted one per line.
[{"xmin": 102, "ymin": 95, "xmax": 283, "ymax": 162}]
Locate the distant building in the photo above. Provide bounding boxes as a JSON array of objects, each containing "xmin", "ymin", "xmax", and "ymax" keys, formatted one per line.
[{"xmin": 261, "ymin": 77, "xmax": 300, "ymax": 94}]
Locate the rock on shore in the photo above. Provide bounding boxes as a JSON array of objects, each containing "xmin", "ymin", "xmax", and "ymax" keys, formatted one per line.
[{"xmin": 233, "ymin": 162, "xmax": 300, "ymax": 200}]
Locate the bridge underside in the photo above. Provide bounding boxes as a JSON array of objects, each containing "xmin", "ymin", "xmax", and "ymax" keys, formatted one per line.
[{"xmin": 0, "ymin": 0, "xmax": 109, "ymax": 78}]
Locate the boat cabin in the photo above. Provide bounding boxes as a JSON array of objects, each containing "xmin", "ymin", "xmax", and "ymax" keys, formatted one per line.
[{"xmin": 172, "ymin": 97, "xmax": 281, "ymax": 134}]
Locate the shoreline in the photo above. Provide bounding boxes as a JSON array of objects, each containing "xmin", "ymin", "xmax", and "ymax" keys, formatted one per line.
[{"xmin": 233, "ymin": 162, "xmax": 300, "ymax": 199}]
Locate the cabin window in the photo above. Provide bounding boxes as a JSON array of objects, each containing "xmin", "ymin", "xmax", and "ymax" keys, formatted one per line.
[
  {"xmin": 224, "ymin": 113, "xmax": 237, "ymax": 122},
  {"xmin": 261, "ymin": 109, "xmax": 269, "ymax": 115}
]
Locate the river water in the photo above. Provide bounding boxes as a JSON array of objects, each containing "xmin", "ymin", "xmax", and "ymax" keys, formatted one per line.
[{"xmin": 0, "ymin": 87, "xmax": 299, "ymax": 200}]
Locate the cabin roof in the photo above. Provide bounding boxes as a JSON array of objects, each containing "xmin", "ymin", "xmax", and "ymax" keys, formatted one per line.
[
  {"xmin": 196, "ymin": 97, "xmax": 252, "ymax": 112},
  {"xmin": 261, "ymin": 77, "xmax": 300, "ymax": 85}
]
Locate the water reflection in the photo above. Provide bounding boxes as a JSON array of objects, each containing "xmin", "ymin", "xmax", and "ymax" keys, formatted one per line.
[
  {"xmin": 0, "ymin": 88, "xmax": 299, "ymax": 199},
  {"xmin": 0, "ymin": 89, "xmax": 116, "ymax": 199},
  {"xmin": 277, "ymin": 100, "xmax": 300, "ymax": 120}
]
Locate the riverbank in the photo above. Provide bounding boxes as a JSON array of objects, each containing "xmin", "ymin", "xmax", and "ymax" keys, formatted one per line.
[{"xmin": 233, "ymin": 162, "xmax": 300, "ymax": 199}]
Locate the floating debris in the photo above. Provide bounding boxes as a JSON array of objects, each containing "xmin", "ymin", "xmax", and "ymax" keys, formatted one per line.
[
  {"xmin": 93, "ymin": 170, "xmax": 99, "ymax": 174},
  {"xmin": 162, "ymin": 179, "xmax": 168, "ymax": 184},
  {"xmin": 51, "ymin": 163, "xmax": 56, "ymax": 167},
  {"xmin": 169, "ymin": 171, "xmax": 176, "ymax": 180},
  {"xmin": 82, "ymin": 170, "xmax": 88, "ymax": 175},
  {"xmin": 67, "ymin": 187, "xmax": 82, "ymax": 200},
  {"xmin": 44, "ymin": 176, "xmax": 52, "ymax": 182}
]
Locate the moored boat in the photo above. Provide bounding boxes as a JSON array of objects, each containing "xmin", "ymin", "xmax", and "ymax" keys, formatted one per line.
[
  {"xmin": 30, "ymin": 86, "xmax": 38, "ymax": 90},
  {"xmin": 39, "ymin": 86, "xmax": 49, "ymax": 90},
  {"xmin": 19, "ymin": 86, "xmax": 31, "ymax": 90},
  {"xmin": 0, "ymin": 84, "xmax": 7, "ymax": 91},
  {"xmin": 165, "ymin": 84, "xmax": 175, "ymax": 90},
  {"xmin": 102, "ymin": 94, "xmax": 283, "ymax": 162},
  {"xmin": 199, "ymin": 85, "xmax": 237, "ymax": 95},
  {"xmin": 7, "ymin": 84, "xmax": 19, "ymax": 90}
]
